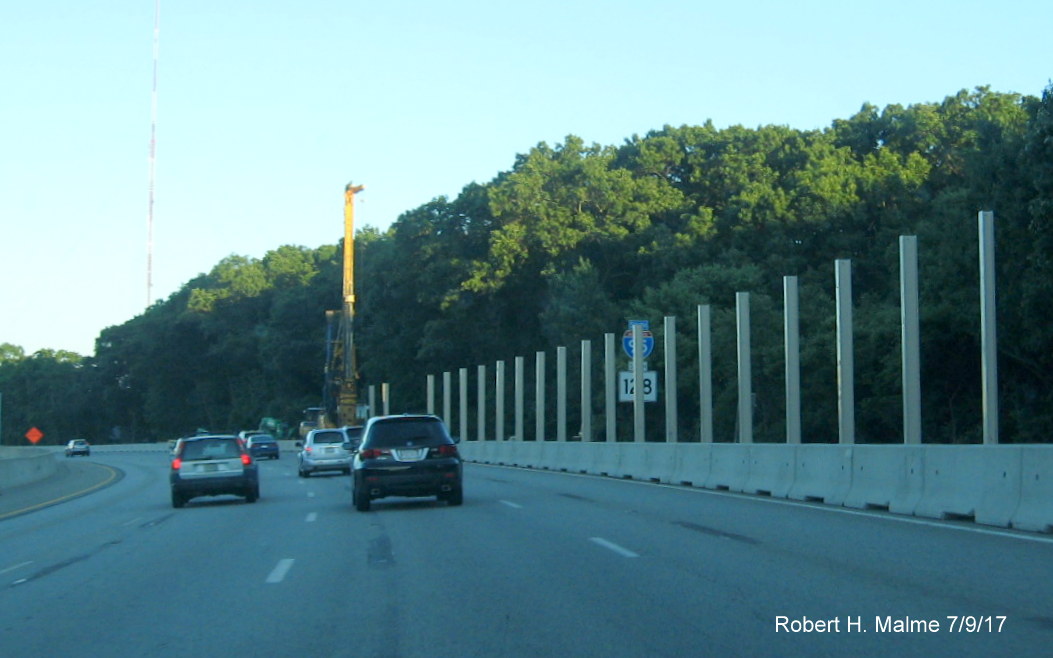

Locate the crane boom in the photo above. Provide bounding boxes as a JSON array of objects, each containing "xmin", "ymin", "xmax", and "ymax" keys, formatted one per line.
[{"xmin": 324, "ymin": 182, "xmax": 365, "ymax": 427}]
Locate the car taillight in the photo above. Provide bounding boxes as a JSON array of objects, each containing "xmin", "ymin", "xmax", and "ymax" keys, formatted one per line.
[
  {"xmin": 304, "ymin": 446, "xmax": 312, "ymax": 454},
  {"xmin": 241, "ymin": 453, "xmax": 252, "ymax": 466},
  {"xmin": 171, "ymin": 458, "xmax": 182, "ymax": 470},
  {"xmin": 434, "ymin": 444, "xmax": 459, "ymax": 458},
  {"xmin": 359, "ymin": 448, "xmax": 389, "ymax": 459}
]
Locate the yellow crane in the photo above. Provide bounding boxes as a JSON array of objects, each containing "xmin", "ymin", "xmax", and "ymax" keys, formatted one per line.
[{"xmin": 323, "ymin": 182, "xmax": 365, "ymax": 427}]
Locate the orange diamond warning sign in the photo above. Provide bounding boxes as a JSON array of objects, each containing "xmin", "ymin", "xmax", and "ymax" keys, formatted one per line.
[{"xmin": 25, "ymin": 427, "xmax": 44, "ymax": 444}]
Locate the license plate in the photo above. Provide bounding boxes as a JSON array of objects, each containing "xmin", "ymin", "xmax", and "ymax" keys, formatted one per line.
[
  {"xmin": 201, "ymin": 463, "xmax": 218, "ymax": 472},
  {"xmin": 393, "ymin": 448, "xmax": 426, "ymax": 462}
]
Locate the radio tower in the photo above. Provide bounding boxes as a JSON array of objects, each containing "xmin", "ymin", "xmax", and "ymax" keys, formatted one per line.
[{"xmin": 146, "ymin": 0, "xmax": 160, "ymax": 306}]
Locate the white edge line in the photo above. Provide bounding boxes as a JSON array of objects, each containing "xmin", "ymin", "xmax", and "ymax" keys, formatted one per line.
[
  {"xmin": 499, "ymin": 500, "xmax": 523, "ymax": 509},
  {"xmin": 305, "ymin": 512, "xmax": 318, "ymax": 522},
  {"xmin": 590, "ymin": 537, "xmax": 639, "ymax": 558},
  {"xmin": 266, "ymin": 558, "xmax": 295, "ymax": 584}
]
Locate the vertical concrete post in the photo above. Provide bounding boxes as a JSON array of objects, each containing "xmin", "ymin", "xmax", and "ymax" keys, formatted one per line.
[
  {"xmin": 427, "ymin": 375, "xmax": 435, "ymax": 415},
  {"xmin": 495, "ymin": 360, "xmax": 506, "ymax": 441},
  {"xmin": 557, "ymin": 346, "xmax": 567, "ymax": 442},
  {"xmin": 458, "ymin": 368, "xmax": 468, "ymax": 442},
  {"xmin": 736, "ymin": 293, "xmax": 753, "ymax": 444},
  {"xmin": 535, "ymin": 351, "xmax": 546, "ymax": 442},
  {"xmin": 836, "ymin": 259, "xmax": 855, "ymax": 445},
  {"xmin": 368, "ymin": 385, "xmax": 376, "ymax": 419},
  {"xmin": 979, "ymin": 211, "xmax": 999, "ymax": 444},
  {"xmin": 477, "ymin": 364, "xmax": 486, "ymax": 442},
  {"xmin": 581, "ymin": 339, "xmax": 592, "ymax": 442},
  {"xmin": 900, "ymin": 236, "xmax": 922, "ymax": 444},
  {"xmin": 515, "ymin": 356, "xmax": 524, "ymax": 441},
  {"xmin": 381, "ymin": 383, "xmax": 390, "ymax": 416},
  {"xmin": 633, "ymin": 324, "xmax": 645, "ymax": 442},
  {"xmin": 443, "ymin": 371, "xmax": 452, "ymax": 427},
  {"xmin": 605, "ymin": 333, "xmax": 616, "ymax": 442},
  {"xmin": 698, "ymin": 305, "xmax": 713, "ymax": 443},
  {"xmin": 784, "ymin": 277, "xmax": 801, "ymax": 444},
  {"xmin": 664, "ymin": 316, "xmax": 678, "ymax": 443}
]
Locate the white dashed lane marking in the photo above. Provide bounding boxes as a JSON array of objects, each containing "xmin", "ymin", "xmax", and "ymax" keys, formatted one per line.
[
  {"xmin": 589, "ymin": 537, "xmax": 639, "ymax": 558},
  {"xmin": 266, "ymin": 559, "xmax": 295, "ymax": 583}
]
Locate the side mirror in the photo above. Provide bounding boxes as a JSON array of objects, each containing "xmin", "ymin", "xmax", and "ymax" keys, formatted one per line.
[
  {"xmin": 342, "ymin": 441, "xmax": 357, "ymax": 452},
  {"xmin": 295, "ymin": 441, "xmax": 303, "ymax": 448},
  {"xmin": 451, "ymin": 436, "xmax": 461, "ymax": 444}
]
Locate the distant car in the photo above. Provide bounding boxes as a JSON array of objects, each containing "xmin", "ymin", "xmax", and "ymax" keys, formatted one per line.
[
  {"xmin": 65, "ymin": 439, "xmax": 91, "ymax": 457},
  {"xmin": 351, "ymin": 414, "xmax": 462, "ymax": 511},
  {"xmin": 246, "ymin": 434, "xmax": 280, "ymax": 460},
  {"xmin": 297, "ymin": 427, "xmax": 356, "ymax": 477},
  {"xmin": 169, "ymin": 434, "xmax": 259, "ymax": 508}
]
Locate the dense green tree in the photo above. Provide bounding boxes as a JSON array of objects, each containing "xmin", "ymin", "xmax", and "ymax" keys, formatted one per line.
[{"xmin": 7, "ymin": 87, "xmax": 1051, "ymax": 445}]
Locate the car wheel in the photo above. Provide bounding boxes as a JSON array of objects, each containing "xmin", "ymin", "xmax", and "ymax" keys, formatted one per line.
[
  {"xmin": 353, "ymin": 485, "xmax": 371, "ymax": 512},
  {"xmin": 246, "ymin": 486, "xmax": 259, "ymax": 503},
  {"xmin": 445, "ymin": 486, "xmax": 463, "ymax": 506},
  {"xmin": 171, "ymin": 491, "xmax": 186, "ymax": 509}
]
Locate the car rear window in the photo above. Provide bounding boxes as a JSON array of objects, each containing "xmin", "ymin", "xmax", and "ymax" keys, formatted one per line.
[
  {"xmin": 181, "ymin": 439, "xmax": 240, "ymax": 460},
  {"xmin": 366, "ymin": 419, "xmax": 450, "ymax": 448},
  {"xmin": 312, "ymin": 431, "xmax": 346, "ymax": 444}
]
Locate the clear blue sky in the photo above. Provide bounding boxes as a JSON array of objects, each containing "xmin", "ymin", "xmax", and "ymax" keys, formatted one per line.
[{"xmin": 2, "ymin": 0, "xmax": 1050, "ymax": 356}]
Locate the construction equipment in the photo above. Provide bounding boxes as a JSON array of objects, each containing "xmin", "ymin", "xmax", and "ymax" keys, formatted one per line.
[{"xmin": 322, "ymin": 183, "xmax": 366, "ymax": 427}]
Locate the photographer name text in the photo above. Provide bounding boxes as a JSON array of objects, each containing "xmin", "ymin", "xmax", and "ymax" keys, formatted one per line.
[{"xmin": 774, "ymin": 615, "xmax": 1007, "ymax": 634}]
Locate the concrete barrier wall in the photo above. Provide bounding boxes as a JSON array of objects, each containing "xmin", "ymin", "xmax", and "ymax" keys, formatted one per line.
[
  {"xmin": 742, "ymin": 445, "xmax": 796, "ymax": 498},
  {"xmin": 1012, "ymin": 447, "xmax": 1053, "ymax": 532},
  {"xmin": 459, "ymin": 440, "xmax": 1053, "ymax": 533},
  {"xmin": 671, "ymin": 443, "xmax": 709, "ymax": 487},
  {"xmin": 843, "ymin": 446, "xmax": 924, "ymax": 514},
  {"xmin": 786, "ymin": 445, "xmax": 851, "ymax": 504},
  {"xmin": 914, "ymin": 446, "xmax": 1021, "ymax": 527},
  {"xmin": 704, "ymin": 444, "xmax": 751, "ymax": 492},
  {"xmin": 0, "ymin": 446, "xmax": 58, "ymax": 491}
]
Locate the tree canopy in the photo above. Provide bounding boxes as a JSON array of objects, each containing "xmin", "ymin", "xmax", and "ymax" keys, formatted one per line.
[{"xmin": 3, "ymin": 86, "xmax": 1051, "ymax": 445}]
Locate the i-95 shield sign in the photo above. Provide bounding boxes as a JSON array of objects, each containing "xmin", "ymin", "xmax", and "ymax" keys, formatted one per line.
[{"xmin": 618, "ymin": 371, "xmax": 658, "ymax": 402}]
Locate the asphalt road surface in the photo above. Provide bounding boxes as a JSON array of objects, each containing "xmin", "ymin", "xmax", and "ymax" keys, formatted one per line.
[{"xmin": 1, "ymin": 447, "xmax": 1051, "ymax": 657}]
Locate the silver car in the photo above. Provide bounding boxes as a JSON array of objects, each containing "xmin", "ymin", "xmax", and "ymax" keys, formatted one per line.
[{"xmin": 297, "ymin": 427, "xmax": 357, "ymax": 477}]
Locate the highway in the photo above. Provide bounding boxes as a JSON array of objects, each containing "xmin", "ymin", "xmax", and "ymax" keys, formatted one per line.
[{"xmin": 1, "ymin": 448, "xmax": 1051, "ymax": 657}]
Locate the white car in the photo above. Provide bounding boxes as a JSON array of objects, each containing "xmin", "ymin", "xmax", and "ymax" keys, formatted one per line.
[{"xmin": 65, "ymin": 439, "xmax": 91, "ymax": 457}]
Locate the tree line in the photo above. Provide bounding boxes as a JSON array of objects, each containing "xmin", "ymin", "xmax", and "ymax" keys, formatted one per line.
[{"xmin": 2, "ymin": 85, "xmax": 1051, "ymax": 446}]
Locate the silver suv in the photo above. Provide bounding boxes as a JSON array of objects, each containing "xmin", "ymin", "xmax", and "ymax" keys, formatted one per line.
[
  {"xmin": 297, "ymin": 427, "xmax": 360, "ymax": 477},
  {"xmin": 170, "ymin": 435, "xmax": 260, "ymax": 507}
]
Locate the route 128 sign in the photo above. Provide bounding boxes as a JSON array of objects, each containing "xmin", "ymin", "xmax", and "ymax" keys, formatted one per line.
[{"xmin": 622, "ymin": 320, "xmax": 655, "ymax": 359}]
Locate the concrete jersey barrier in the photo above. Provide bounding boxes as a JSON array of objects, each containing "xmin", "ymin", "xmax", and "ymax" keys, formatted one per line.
[{"xmin": 0, "ymin": 446, "xmax": 58, "ymax": 491}]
